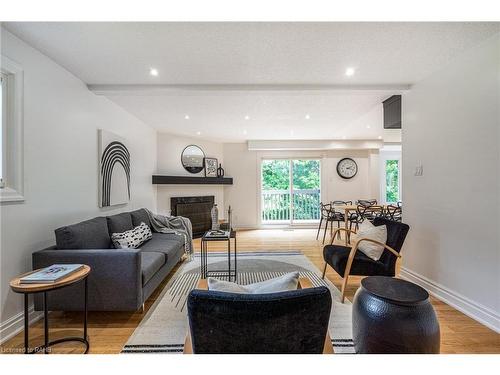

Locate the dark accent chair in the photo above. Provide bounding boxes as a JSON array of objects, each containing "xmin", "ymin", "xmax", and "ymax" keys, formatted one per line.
[
  {"xmin": 322, "ymin": 217, "xmax": 409, "ymax": 303},
  {"xmin": 184, "ymin": 278, "xmax": 333, "ymax": 354}
]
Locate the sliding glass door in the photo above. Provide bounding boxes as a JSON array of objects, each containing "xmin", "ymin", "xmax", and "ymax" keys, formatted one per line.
[{"xmin": 261, "ymin": 159, "xmax": 321, "ymax": 224}]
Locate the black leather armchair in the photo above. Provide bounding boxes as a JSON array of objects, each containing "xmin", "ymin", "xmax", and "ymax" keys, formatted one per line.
[
  {"xmin": 185, "ymin": 278, "xmax": 333, "ymax": 354},
  {"xmin": 322, "ymin": 217, "xmax": 409, "ymax": 303}
]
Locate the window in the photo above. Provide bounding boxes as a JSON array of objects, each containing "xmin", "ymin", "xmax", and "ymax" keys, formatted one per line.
[
  {"xmin": 261, "ymin": 159, "xmax": 321, "ymax": 224},
  {"xmin": 0, "ymin": 55, "xmax": 24, "ymax": 203},
  {"xmin": 1, "ymin": 72, "xmax": 5, "ymax": 188},
  {"xmin": 379, "ymin": 146, "xmax": 402, "ymax": 205},
  {"xmin": 385, "ymin": 159, "xmax": 400, "ymax": 203}
]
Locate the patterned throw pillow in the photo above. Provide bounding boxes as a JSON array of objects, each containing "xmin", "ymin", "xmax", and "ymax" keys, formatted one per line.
[{"xmin": 111, "ymin": 222, "xmax": 152, "ymax": 249}]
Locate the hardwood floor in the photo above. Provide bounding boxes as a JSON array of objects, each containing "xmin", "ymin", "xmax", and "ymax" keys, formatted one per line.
[{"xmin": 1, "ymin": 229, "xmax": 499, "ymax": 354}]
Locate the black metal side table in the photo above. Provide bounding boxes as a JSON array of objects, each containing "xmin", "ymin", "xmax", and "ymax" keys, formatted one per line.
[
  {"xmin": 9, "ymin": 265, "xmax": 91, "ymax": 354},
  {"xmin": 200, "ymin": 231, "xmax": 237, "ymax": 281}
]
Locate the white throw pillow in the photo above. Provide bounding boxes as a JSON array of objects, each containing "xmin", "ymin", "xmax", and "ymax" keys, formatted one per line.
[
  {"xmin": 207, "ymin": 272, "xmax": 300, "ymax": 294},
  {"xmin": 351, "ymin": 220, "xmax": 387, "ymax": 261},
  {"xmin": 111, "ymin": 222, "xmax": 153, "ymax": 249}
]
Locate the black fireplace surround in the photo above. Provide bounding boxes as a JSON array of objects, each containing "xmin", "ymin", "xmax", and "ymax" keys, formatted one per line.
[{"xmin": 171, "ymin": 196, "xmax": 214, "ymax": 238}]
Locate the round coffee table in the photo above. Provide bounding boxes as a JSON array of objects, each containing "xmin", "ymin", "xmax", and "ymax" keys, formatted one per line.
[
  {"xmin": 10, "ymin": 265, "xmax": 91, "ymax": 354},
  {"xmin": 352, "ymin": 276, "xmax": 440, "ymax": 353}
]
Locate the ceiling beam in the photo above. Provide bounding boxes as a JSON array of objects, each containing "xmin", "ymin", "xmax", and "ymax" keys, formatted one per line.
[
  {"xmin": 88, "ymin": 83, "xmax": 411, "ymax": 96},
  {"xmin": 247, "ymin": 139, "xmax": 385, "ymax": 151}
]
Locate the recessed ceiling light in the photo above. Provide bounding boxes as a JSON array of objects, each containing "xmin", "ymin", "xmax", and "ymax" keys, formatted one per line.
[
  {"xmin": 378, "ymin": 135, "xmax": 382, "ymax": 139},
  {"xmin": 184, "ymin": 115, "xmax": 190, "ymax": 120},
  {"xmin": 244, "ymin": 115, "xmax": 250, "ymax": 120},
  {"xmin": 345, "ymin": 67, "xmax": 355, "ymax": 77},
  {"xmin": 196, "ymin": 131, "xmax": 201, "ymax": 135},
  {"xmin": 305, "ymin": 114, "xmax": 311, "ymax": 120},
  {"xmin": 366, "ymin": 125, "xmax": 371, "ymax": 129},
  {"xmin": 149, "ymin": 68, "xmax": 159, "ymax": 77},
  {"xmin": 243, "ymin": 130, "xmax": 248, "ymax": 135}
]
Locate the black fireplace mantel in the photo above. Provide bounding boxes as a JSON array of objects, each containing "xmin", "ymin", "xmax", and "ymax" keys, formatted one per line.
[{"xmin": 152, "ymin": 175, "xmax": 233, "ymax": 185}]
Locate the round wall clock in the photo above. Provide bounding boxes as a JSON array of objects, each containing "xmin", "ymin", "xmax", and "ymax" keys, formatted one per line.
[{"xmin": 337, "ymin": 158, "xmax": 358, "ymax": 179}]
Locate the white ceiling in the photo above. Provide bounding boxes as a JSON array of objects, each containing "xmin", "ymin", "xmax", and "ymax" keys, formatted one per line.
[{"xmin": 4, "ymin": 22, "xmax": 499, "ymax": 141}]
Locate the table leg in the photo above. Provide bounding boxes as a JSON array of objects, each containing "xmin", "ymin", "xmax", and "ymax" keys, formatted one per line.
[
  {"xmin": 227, "ymin": 239, "xmax": 231, "ymax": 281},
  {"xmin": 234, "ymin": 235, "xmax": 237, "ymax": 282},
  {"xmin": 84, "ymin": 278, "xmax": 88, "ymax": 341},
  {"xmin": 24, "ymin": 294, "xmax": 29, "ymax": 354},
  {"xmin": 43, "ymin": 292, "xmax": 49, "ymax": 354}
]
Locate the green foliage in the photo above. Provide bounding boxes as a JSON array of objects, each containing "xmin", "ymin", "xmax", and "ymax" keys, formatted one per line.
[
  {"xmin": 386, "ymin": 160, "xmax": 399, "ymax": 203},
  {"xmin": 262, "ymin": 160, "xmax": 320, "ymax": 190},
  {"xmin": 262, "ymin": 160, "xmax": 290, "ymax": 190},
  {"xmin": 293, "ymin": 160, "xmax": 320, "ymax": 189},
  {"xmin": 261, "ymin": 160, "xmax": 321, "ymax": 221}
]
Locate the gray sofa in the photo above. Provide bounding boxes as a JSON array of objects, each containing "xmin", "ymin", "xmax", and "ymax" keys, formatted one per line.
[{"xmin": 32, "ymin": 208, "xmax": 185, "ymax": 312}]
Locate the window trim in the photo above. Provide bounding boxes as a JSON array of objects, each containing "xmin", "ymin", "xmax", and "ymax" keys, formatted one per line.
[{"xmin": 0, "ymin": 55, "xmax": 24, "ymax": 203}]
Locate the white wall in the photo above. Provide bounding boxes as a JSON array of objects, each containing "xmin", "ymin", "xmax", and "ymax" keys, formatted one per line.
[
  {"xmin": 402, "ymin": 33, "xmax": 500, "ymax": 332},
  {"xmin": 0, "ymin": 29, "xmax": 158, "ymax": 341},
  {"xmin": 223, "ymin": 143, "xmax": 380, "ymax": 228},
  {"xmin": 156, "ymin": 133, "xmax": 224, "ymax": 218}
]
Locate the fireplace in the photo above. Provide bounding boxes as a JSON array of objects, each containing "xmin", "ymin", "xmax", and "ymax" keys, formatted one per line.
[{"xmin": 171, "ymin": 196, "xmax": 214, "ymax": 238}]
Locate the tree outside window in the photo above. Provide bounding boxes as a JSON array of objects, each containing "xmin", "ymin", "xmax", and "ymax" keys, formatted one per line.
[{"xmin": 385, "ymin": 159, "xmax": 399, "ymax": 203}]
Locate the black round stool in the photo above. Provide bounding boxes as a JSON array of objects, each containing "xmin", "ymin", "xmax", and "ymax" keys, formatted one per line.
[{"xmin": 352, "ymin": 276, "xmax": 440, "ymax": 353}]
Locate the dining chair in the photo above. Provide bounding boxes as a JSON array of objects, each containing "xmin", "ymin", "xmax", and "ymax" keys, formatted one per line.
[
  {"xmin": 184, "ymin": 278, "xmax": 333, "ymax": 354},
  {"xmin": 321, "ymin": 217, "xmax": 410, "ymax": 303},
  {"xmin": 386, "ymin": 205, "xmax": 402, "ymax": 222},
  {"xmin": 357, "ymin": 199, "xmax": 378, "ymax": 207},
  {"xmin": 316, "ymin": 202, "xmax": 332, "ymax": 241}
]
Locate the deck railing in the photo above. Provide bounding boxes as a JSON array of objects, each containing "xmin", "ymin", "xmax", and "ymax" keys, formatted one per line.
[{"xmin": 262, "ymin": 189, "xmax": 320, "ymax": 222}]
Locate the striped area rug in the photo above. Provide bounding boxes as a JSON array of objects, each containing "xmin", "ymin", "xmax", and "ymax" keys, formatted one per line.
[{"xmin": 122, "ymin": 251, "xmax": 355, "ymax": 354}]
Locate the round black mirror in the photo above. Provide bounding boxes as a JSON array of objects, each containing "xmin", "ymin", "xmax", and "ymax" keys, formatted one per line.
[{"xmin": 181, "ymin": 145, "xmax": 205, "ymax": 173}]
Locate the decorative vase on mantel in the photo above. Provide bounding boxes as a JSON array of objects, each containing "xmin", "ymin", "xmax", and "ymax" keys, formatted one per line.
[
  {"xmin": 217, "ymin": 163, "xmax": 225, "ymax": 178},
  {"xmin": 211, "ymin": 204, "xmax": 219, "ymax": 230}
]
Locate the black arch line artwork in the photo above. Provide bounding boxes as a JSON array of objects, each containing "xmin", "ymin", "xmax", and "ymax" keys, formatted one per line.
[{"xmin": 101, "ymin": 141, "xmax": 130, "ymax": 207}]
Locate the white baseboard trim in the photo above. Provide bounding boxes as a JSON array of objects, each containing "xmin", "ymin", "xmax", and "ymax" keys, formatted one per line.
[
  {"xmin": 0, "ymin": 304, "xmax": 43, "ymax": 345},
  {"xmin": 400, "ymin": 267, "xmax": 500, "ymax": 333}
]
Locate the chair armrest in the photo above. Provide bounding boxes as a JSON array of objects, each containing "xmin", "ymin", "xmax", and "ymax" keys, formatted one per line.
[
  {"xmin": 342, "ymin": 238, "xmax": 401, "ymax": 283},
  {"xmin": 331, "ymin": 227, "xmax": 357, "ymax": 246},
  {"xmin": 352, "ymin": 238, "xmax": 401, "ymax": 258}
]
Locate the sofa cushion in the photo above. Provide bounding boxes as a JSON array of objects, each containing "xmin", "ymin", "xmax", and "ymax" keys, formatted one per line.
[
  {"xmin": 106, "ymin": 212, "xmax": 133, "ymax": 235},
  {"xmin": 141, "ymin": 252, "xmax": 165, "ymax": 286},
  {"xmin": 139, "ymin": 232, "xmax": 184, "ymax": 262},
  {"xmin": 55, "ymin": 217, "xmax": 111, "ymax": 249},
  {"xmin": 130, "ymin": 208, "xmax": 152, "ymax": 229}
]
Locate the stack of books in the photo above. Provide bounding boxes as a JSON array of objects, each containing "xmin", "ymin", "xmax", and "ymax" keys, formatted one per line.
[
  {"xmin": 20, "ymin": 264, "xmax": 84, "ymax": 284},
  {"xmin": 205, "ymin": 230, "xmax": 230, "ymax": 238}
]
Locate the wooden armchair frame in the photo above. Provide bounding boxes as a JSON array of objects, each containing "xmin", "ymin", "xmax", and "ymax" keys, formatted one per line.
[
  {"xmin": 184, "ymin": 278, "xmax": 334, "ymax": 354},
  {"xmin": 322, "ymin": 227, "xmax": 402, "ymax": 303}
]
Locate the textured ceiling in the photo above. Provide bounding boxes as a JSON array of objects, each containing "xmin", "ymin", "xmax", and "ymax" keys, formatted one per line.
[{"xmin": 4, "ymin": 22, "xmax": 498, "ymax": 141}]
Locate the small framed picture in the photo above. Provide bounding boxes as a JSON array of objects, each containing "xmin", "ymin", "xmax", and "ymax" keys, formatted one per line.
[{"xmin": 204, "ymin": 157, "xmax": 218, "ymax": 177}]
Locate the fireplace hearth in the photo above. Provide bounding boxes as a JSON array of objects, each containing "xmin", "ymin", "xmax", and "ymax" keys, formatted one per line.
[{"xmin": 171, "ymin": 196, "xmax": 214, "ymax": 238}]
